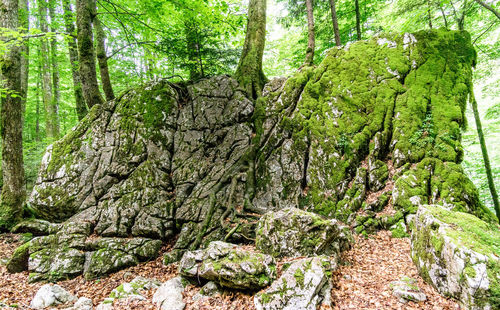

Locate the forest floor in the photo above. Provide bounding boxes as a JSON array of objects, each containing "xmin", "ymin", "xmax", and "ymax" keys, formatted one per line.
[{"xmin": 0, "ymin": 231, "xmax": 460, "ymax": 310}]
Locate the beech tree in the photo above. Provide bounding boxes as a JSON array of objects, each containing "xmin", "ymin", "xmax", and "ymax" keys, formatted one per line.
[
  {"xmin": 303, "ymin": 0, "xmax": 315, "ymax": 66},
  {"xmin": 234, "ymin": 0, "xmax": 267, "ymax": 99},
  {"xmin": 94, "ymin": 11, "xmax": 115, "ymax": 101},
  {"xmin": 0, "ymin": 0, "xmax": 26, "ymax": 230},
  {"xmin": 329, "ymin": 0, "xmax": 341, "ymax": 46},
  {"xmin": 76, "ymin": 0, "xmax": 104, "ymax": 108}
]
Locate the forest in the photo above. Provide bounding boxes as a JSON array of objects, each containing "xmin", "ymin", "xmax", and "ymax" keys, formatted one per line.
[{"xmin": 0, "ymin": 0, "xmax": 499, "ymax": 309}]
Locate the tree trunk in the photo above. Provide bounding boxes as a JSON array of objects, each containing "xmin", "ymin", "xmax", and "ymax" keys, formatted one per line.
[
  {"xmin": 48, "ymin": 0, "xmax": 61, "ymax": 138},
  {"xmin": 0, "ymin": 0, "xmax": 26, "ymax": 230},
  {"xmin": 303, "ymin": 0, "xmax": 315, "ymax": 66},
  {"xmin": 470, "ymin": 91, "xmax": 500, "ymax": 223},
  {"xmin": 94, "ymin": 12, "xmax": 115, "ymax": 101},
  {"xmin": 427, "ymin": 0, "xmax": 433, "ymax": 29},
  {"xmin": 234, "ymin": 0, "xmax": 267, "ymax": 99},
  {"xmin": 20, "ymin": 0, "xmax": 29, "ymax": 121},
  {"xmin": 76, "ymin": 0, "xmax": 104, "ymax": 108},
  {"xmin": 62, "ymin": 0, "xmax": 88, "ymax": 120},
  {"xmin": 354, "ymin": 0, "xmax": 361, "ymax": 40},
  {"xmin": 184, "ymin": 22, "xmax": 204, "ymax": 81},
  {"xmin": 36, "ymin": 67, "xmax": 41, "ymax": 142},
  {"xmin": 38, "ymin": 0, "xmax": 57, "ymax": 139},
  {"xmin": 439, "ymin": 4, "xmax": 448, "ymax": 29},
  {"xmin": 473, "ymin": 0, "xmax": 500, "ymax": 20},
  {"xmin": 329, "ymin": 0, "xmax": 341, "ymax": 46}
]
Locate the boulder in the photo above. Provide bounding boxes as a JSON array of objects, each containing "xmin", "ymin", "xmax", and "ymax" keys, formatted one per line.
[
  {"xmin": 179, "ymin": 241, "xmax": 276, "ymax": 290},
  {"xmin": 411, "ymin": 205, "xmax": 500, "ymax": 310},
  {"xmin": 152, "ymin": 277, "xmax": 186, "ymax": 310},
  {"xmin": 254, "ymin": 256, "xmax": 333, "ymax": 310},
  {"xmin": 6, "ymin": 241, "xmax": 30, "ymax": 273},
  {"xmin": 389, "ymin": 276, "xmax": 426, "ymax": 303},
  {"xmin": 30, "ymin": 284, "xmax": 77, "ymax": 309},
  {"xmin": 256, "ymin": 207, "xmax": 352, "ymax": 258},
  {"xmin": 103, "ymin": 276, "xmax": 161, "ymax": 305},
  {"xmin": 64, "ymin": 297, "xmax": 93, "ymax": 310}
]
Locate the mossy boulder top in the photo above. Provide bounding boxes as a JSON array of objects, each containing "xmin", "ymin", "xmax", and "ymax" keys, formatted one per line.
[
  {"xmin": 255, "ymin": 207, "xmax": 352, "ymax": 258},
  {"xmin": 179, "ymin": 241, "xmax": 276, "ymax": 290},
  {"xmin": 411, "ymin": 205, "xmax": 500, "ymax": 310}
]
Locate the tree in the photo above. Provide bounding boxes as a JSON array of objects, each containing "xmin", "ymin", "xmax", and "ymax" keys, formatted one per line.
[
  {"xmin": 303, "ymin": 0, "xmax": 315, "ymax": 66},
  {"xmin": 470, "ymin": 91, "xmax": 500, "ymax": 223},
  {"xmin": 234, "ymin": 0, "xmax": 267, "ymax": 99},
  {"xmin": 48, "ymin": 0, "xmax": 61, "ymax": 138},
  {"xmin": 19, "ymin": 0, "xmax": 29, "ymax": 118},
  {"xmin": 473, "ymin": 0, "xmax": 500, "ymax": 20},
  {"xmin": 76, "ymin": 0, "xmax": 104, "ymax": 108},
  {"xmin": 94, "ymin": 9, "xmax": 115, "ymax": 101},
  {"xmin": 38, "ymin": 0, "xmax": 59, "ymax": 139},
  {"xmin": 329, "ymin": 0, "xmax": 341, "ymax": 46},
  {"xmin": 62, "ymin": 0, "xmax": 88, "ymax": 120},
  {"xmin": 0, "ymin": 0, "xmax": 26, "ymax": 230},
  {"xmin": 354, "ymin": 0, "xmax": 361, "ymax": 40}
]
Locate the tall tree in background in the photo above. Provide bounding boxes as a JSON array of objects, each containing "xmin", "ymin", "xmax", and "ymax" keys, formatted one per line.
[
  {"xmin": 0, "ymin": 0, "xmax": 26, "ymax": 230},
  {"xmin": 329, "ymin": 0, "xmax": 341, "ymax": 46},
  {"xmin": 470, "ymin": 92, "xmax": 500, "ymax": 223},
  {"xmin": 38, "ymin": 0, "xmax": 58, "ymax": 139},
  {"xmin": 20, "ymin": 0, "xmax": 30, "ymax": 118},
  {"xmin": 234, "ymin": 0, "xmax": 267, "ymax": 99},
  {"xmin": 184, "ymin": 21, "xmax": 204, "ymax": 81},
  {"xmin": 48, "ymin": 0, "xmax": 61, "ymax": 137},
  {"xmin": 354, "ymin": 0, "xmax": 361, "ymax": 40},
  {"xmin": 303, "ymin": 0, "xmax": 315, "ymax": 66},
  {"xmin": 94, "ymin": 9, "xmax": 115, "ymax": 101},
  {"xmin": 76, "ymin": 0, "xmax": 104, "ymax": 108},
  {"xmin": 62, "ymin": 0, "xmax": 87, "ymax": 120}
]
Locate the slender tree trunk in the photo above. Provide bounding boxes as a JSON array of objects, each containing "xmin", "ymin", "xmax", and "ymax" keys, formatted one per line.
[
  {"xmin": 20, "ymin": 0, "xmax": 29, "ymax": 121},
  {"xmin": 234, "ymin": 0, "xmax": 267, "ymax": 99},
  {"xmin": 427, "ymin": 0, "xmax": 433, "ymax": 29},
  {"xmin": 38, "ymin": 0, "xmax": 57, "ymax": 139},
  {"xmin": 354, "ymin": 0, "xmax": 361, "ymax": 40},
  {"xmin": 439, "ymin": 4, "xmax": 448, "ymax": 29},
  {"xmin": 470, "ymin": 92, "xmax": 500, "ymax": 223},
  {"xmin": 473, "ymin": 0, "xmax": 500, "ymax": 20},
  {"xmin": 76, "ymin": 0, "xmax": 104, "ymax": 108},
  {"xmin": 93, "ymin": 12, "xmax": 115, "ymax": 101},
  {"xmin": 62, "ymin": 0, "xmax": 88, "ymax": 120},
  {"xmin": 185, "ymin": 22, "xmax": 203, "ymax": 81},
  {"xmin": 303, "ymin": 0, "xmax": 315, "ymax": 66},
  {"xmin": 48, "ymin": 0, "xmax": 60, "ymax": 137},
  {"xmin": 0, "ymin": 0, "xmax": 26, "ymax": 230},
  {"xmin": 329, "ymin": 0, "xmax": 341, "ymax": 46},
  {"xmin": 36, "ymin": 68, "xmax": 41, "ymax": 142}
]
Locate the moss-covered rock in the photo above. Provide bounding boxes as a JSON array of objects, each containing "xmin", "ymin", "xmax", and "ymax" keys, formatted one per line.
[
  {"xmin": 411, "ymin": 205, "xmax": 500, "ymax": 309},
  {"xmin": 254, "ymin": 256, "xmax": 333, "ymax": 310},
  {"xmin": 179, "ymin": 241, "xmax": 276, "ymax": 290},
  {"xmin": 6, "ymin": 241, "xmax": 30, "ymax": 273},
  {"xmin": 256, "ymin": 207, "xmax": 352, "ymax": 258}
]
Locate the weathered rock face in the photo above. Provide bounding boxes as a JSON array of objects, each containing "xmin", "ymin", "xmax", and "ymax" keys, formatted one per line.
[
  {"xmin": 254, "ymin": 256, "xmax": 333, "ymax": 310},
  {"xmin": 11, "ymin": 29, "xmax": 497, "ymax": 282},
  {"xmin": 179, "ymin": 241, "xmax": 276, "ymax": 289},
  {"xmin": 256, "ymin": 207, "xmax": 352, "ymax": 258},
  {"xmin": 411, "ymin": 205, "xmax": 500, "ymax": 310}
]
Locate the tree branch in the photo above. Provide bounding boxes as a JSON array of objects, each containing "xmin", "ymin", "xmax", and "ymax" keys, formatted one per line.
[{"xmin": 473, "ymin": 0, "xmax": 500, "ymax": 20}]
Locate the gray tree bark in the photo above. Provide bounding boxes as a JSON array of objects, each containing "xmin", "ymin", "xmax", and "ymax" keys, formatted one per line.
[
  {"xmin": 94, "ymin": 11, "xmax": 115, "ymax": 101},
  {"xmin": 354, "ymin": 0, "xmax": 361, "ymax": 40},
  {"xmin": 234, "ymin": 0, "xmax": 267, "ymax": 99},
  {"xmin": 329, "ymin": 0, "xmax": 341, "ymax": 46},
  {"xmin": 303, "ymin": 0, "xmax": 315, "ymax": 66},
  {"xmin": 76, "ymin": 0, "xmax": 104, "ymax": 108},
  {"xmin": 0, "ymin": 0, "xmax": 26, "ymax": 230},
  {"xmin": 62, "ymin": 0, "xmax": 88, "ymax": 120}
]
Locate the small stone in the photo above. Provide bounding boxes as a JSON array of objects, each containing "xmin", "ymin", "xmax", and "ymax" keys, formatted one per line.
[
  {"xmin": 200, "ymin": 281, "xmax": 221, "ymax": 296},
  {"xmin": 30, "ymin": 284, "xmax": 77, "ymax": 309},
  {"xmin": 389, "ymin": 277, "xmax": 426, "ymax": 303},
  {"xmin": 152, "ymin": 277, "xmax": 185, "ymax": 310},
  {"xmin": 64, "ymin": 297, "xmax": 93, "ymax": 310}
]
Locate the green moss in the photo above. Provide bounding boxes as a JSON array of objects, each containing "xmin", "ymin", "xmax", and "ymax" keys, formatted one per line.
[{"xmin": 293, "ymin": 268, "xmax": 305, "ymax": 287}]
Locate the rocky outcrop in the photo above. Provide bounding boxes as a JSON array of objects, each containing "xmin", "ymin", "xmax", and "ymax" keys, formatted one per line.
[
  {"xmin": 389, "ymin": 276, "xmax": 427, "ymax": 303},
  {"xmin": 179, "ymin": 241, "xmax": 276, "ymax": 289},
  {"xmin": 254, "ymin": 256, "xmax": 333, "ymax": 310},
  {"xmin": 411, "ymin": 205, "xmax": 500, "ymax": 309},
  {"xmin": 10, "ymin": 29, "xmax": 497, "ymax": 282},
  {"xmin": 256, "ymin": 207, "xmax": 352, "ymax": 258}
]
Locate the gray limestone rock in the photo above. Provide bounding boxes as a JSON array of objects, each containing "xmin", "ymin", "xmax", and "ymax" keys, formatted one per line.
[
  {"xmin": 254, "ymin": 256, "xmax": 333, "ymax": 310},
  {"xmin": 30, "ymin": 284, "xmax": 77, "ymax": 309},
  {"xmin": 389, "ymin": 276, "xmax": 426, "ymax": 303},
  {"xmin": 152, "ymin": 277, "xmax": 186, "ymax": 310},
  {"xmin": 179, "ymin": 241, "xmax": 276, "ymax": 290}
]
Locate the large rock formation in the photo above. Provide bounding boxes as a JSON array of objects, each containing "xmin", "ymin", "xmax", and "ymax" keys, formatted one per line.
[{"xmin": 10, "ymin": 29, "xmax": 497, "ymax": 284}]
